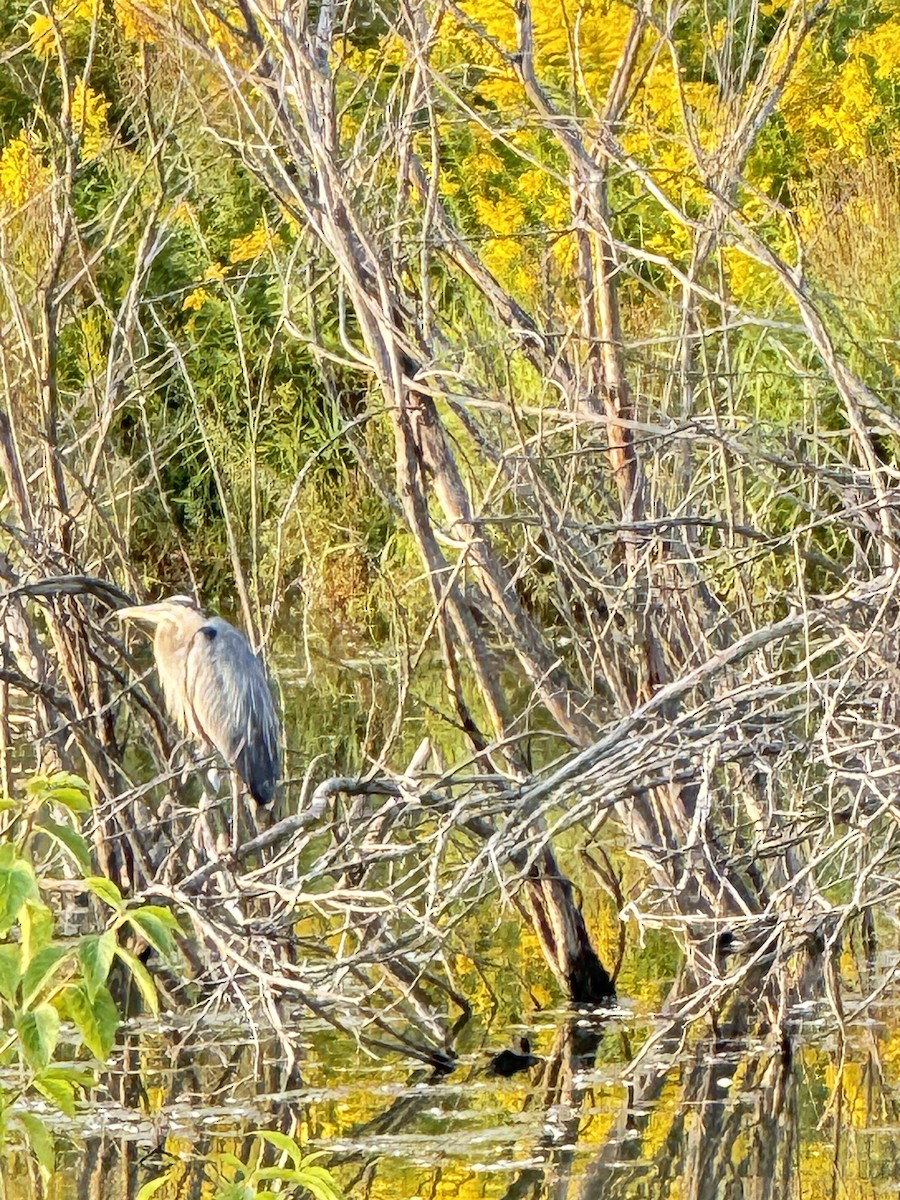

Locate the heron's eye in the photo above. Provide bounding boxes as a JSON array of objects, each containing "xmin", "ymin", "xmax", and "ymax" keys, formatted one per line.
[{"xmin": 200, "ymin": 626, "xmax": 218, "ymax": 640}]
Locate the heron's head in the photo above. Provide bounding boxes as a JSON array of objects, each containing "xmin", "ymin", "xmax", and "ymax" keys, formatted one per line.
[{"xmin": 116, "ymin": 595, "xmax": 203, "ymax": 633}]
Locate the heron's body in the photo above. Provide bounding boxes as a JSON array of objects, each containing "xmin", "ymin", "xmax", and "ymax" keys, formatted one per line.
[{"xmin": 118, "ymin": 596, "xmax": 280, "ymax": 806}]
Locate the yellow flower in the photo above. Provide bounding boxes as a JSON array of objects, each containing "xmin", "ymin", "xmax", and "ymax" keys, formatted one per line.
[
  {"xmin": 228, "ymin": 219, "xmax": 270, "ymax": 263},
  {"xmin": 854, "ymin": 19, "xmax": 900, "ymax": 81},
  {"xmin": 206, "ymin": 6, "xmax": 250, "ymax": 65},
  {"xmin": 518, "ymin": 168, "xmax": 546, "ymax": 200},
  {"xmin": 70, "ymin": 78, "xmax": 111, "ymax": 161},
  {"xmin": 28, "ymin": 14, "xmax": 56, "ymax": 58},
  {"xmin": 114, "ymin": 0, "xmax": 160, "ymax": 43},
  {"xmin": 474, "ymin": 193, "xmax": 525, "ymax": 234},
  {"xmin": 0, "ymin": 132, "xmax": 51, "ymax": 212},
  {"xmin": 203, "ymin": 261, "xmax": 227, "ymax": 282},
  {"xmin": 182, "ymin": 287, "xmax": 211, "ymax": 312},
  {"xmin": 482, "ymin": 236, "xmax": 519, "ymax": 279},
  {"xmin": 28, "ymin": 0, "xmax": 101, "ymax": 57},
  {"xmin": 169, "ymin": 199, "xmax": 195, "ymax": 226}
]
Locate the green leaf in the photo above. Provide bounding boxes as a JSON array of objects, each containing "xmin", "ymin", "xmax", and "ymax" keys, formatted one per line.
[
  {"xmin": 27, "ymin": 771, "xmax": 88, "ymax": 795},
  {"xmin": 86, "ymin": 877, "xmax": 124, "ymax": 912},
  {"xmin": 136, "ymin": 1175, "xmax": 173, "ymax": 1200},
  {"xmin": 0, "ymin": 944, "xmax": 21, "ymax": 1005},
  {"xmin": 36, "ymin": 817, "xmax": 92, "ymax": 872},
  {"xmin": 17, "ymin": 1003, "xmax": 61, "ymax": 1073},
  {"xmin": 65, "ymin": 984, "xmax": 119, "ymax": 1062},
  {"xmin": 210, "ymin": 1152, "xmax": 247, "ymax": 1173},
  {"xmin": 43, "ymin": 787, "xmax": 92, "ymax": 813},
  {"xmin": 80, "ymin": 931, "xmax": 117, "ymax": 1000},
  {"xmin": 43, "ymin": 1064, "xmax": 95, "ymax": 1088},
  {"xmin": 34, "ymin": 1073, "xmax": 76, "ymax": 1116},
  {"xmin": 22, "ymin": 945, "xmax": 70, "ymax": 1009},
  {"xmin": 115, "ymin": 945, "xmax": 159, "ymax": 1015},
  {"xmin": 128, "ymin": 911, "xmax": 174, "ymax": 956},
  {"xmin": 252, "ymin": 1131, "xmax": 303, "ymax": 1165},
  {"xmin": 0, "ymin": 859, "xmax": 38, "ymax": 933},
  {"xmin": 20, "ymin": 900, "xmax": 54, "ymax": 967},
  {"xmin": 132, "ymin": 905, "xmax": 181, "ymax": 932},
  {"xmin": 27, "ymin": 773, "xmax": 91, "ymax": 812},
  {"xmin": 17, "ymin": 1112, "xmax": 55, "ymax": 1180},
  {"xmin": 292, "ymin": 1169, "xmax": 343, "ymax": 1200}
]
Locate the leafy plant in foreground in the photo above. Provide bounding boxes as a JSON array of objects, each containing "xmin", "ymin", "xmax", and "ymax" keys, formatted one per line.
[
  {"xmin": 0, "ymin": 772, "xmax": 180, "ymax": 1180},
  {"xmin": 141, "ymin": 1130, "xmax": 343, "ymax": 1200},
  {"xmin": 210, "ymin": 1132, "xmax": 343, "ymax": 1200}
]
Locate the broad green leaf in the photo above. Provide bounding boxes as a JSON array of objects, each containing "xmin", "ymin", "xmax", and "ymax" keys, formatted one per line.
[
  {"xmin": 114, "ymin": 945, "xmax": 159, "ymax": 1015},
  {"xmin": 27, "ymin": 772, "xmax": 88, "ymax": 795},
  {"xmin": 20, "ymin": 900, "xmax": 55, "ymax": 967},
  {"xmin": 37, "ymin": 817, "xmax": 92, "ymax": 872},
  {"xmin": 65, "ymin": 984, "xmax": 119, "ymax": 1062},
  {"xmin": 86, "ymin": 877, "xmax": 124, "ymax": 912},
  {"xmin": 0, "ymin": 860, "xmax": 38, "ymax": 934},
  {"xmin": 291, "ymin": 1169, "xmax": 343, "ymax": 1200},
  {"xmin": 22, "ymin": 945, "xmax": 70, "ymax": 1009},
  {"xmin": 27, "ymin": 773, "xmax": 91, "ymax": 812},
  {"xmin": 17, "ymin": 1112, "xmax": 55, "ymax": 1180},
  {"xmin": 54, "ymin": 772, "xmax": 90, "ymax": 790},
  {"xmin": 80, "ymin": 931, "xmax": 117, "ymax": 1000},
  {"xmin": 43, "ymin": 786, "xmax": 92, "ymax": 813},
  {"xmin": 136, "ymin": 1175, "xmax": 173, "ymax": 1200},
  {"xmin": 34, "ymin": 1073, "xmax": 76, "ymax": 1116},
  {"xmin": 132, "ymin": 905, "xmax": 181, "ymax": 932},
  {"xmin": 0, "ymin": 944, "xmax": 20, "ymax": 1005},
  {"xmin": 128, "ymin": 911, "xmax": 174, "ymax": 956},
  {"xmin": 16, "ymin": 1003, "xmax": 61, "ymax": 1073},
  {"xmin": 252, "ymin": 1131, "xmax": 303, "ymax": 1165},
  {"xmin": 210, "ymin": 1152, "xmax": 247, "ymax": 1172},
  {"xmin": 43, "ymin": 1064, "xmax": 96, "ymax": 1088}
]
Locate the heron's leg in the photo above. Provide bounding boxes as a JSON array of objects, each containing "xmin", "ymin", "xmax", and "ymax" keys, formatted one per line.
[
  {"xmin": 230, "ymin": 772, "xmax": 242, "ymax": 854},
  {"xmin": 191, "ymin": 787, "xmax": 220, "ymax": 865},
  {"xmin": 186, "ymin": 756, "xmax": 226, "ymax": 866}
]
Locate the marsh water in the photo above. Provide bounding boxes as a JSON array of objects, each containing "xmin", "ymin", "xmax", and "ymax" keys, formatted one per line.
[{"xmin": 5, "ymin": 980, "xmax": 900, "ymax": 1198}]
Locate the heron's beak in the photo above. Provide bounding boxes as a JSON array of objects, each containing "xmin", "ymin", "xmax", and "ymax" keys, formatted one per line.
[{"xmin": 116, "ymin": 603, "xmax": 168, "ymax": 625}]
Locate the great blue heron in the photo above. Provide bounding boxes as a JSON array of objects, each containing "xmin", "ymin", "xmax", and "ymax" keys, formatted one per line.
[{"xmin": 116, "ymin": 596, "xmax": 280, "ymax": 842}]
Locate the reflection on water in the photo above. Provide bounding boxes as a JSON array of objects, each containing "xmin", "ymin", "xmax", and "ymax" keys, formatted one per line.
[{"xmin": 8, "ymin": 992, "xmax": 900, "ymax": 1200}]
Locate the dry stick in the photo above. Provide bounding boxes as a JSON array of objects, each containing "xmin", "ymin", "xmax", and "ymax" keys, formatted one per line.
[
  {"xmin": 0, "ymin": 575, "xmax": 134, "ymax": 610},
  {"xmin": 0, "ymin": 409, "xmax": 33, "ymax": 533}
]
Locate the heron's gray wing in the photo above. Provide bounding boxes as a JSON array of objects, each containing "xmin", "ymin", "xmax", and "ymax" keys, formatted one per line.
[{"xmin": 184, "ymin": 619, "xmax": 281, "ymax": 804}]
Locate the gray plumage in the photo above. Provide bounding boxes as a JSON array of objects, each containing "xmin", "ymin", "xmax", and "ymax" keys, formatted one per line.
[{"xmin": 117, "ymin": 595, "xmax": 280, "ymax": 805}]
